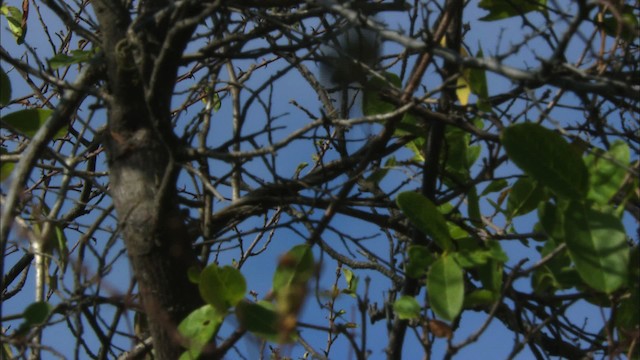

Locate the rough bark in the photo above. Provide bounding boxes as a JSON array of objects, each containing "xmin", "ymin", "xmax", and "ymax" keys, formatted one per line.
[{"xmin": 92, "ymin": 1, "xmax": 202, "ymax": 358}]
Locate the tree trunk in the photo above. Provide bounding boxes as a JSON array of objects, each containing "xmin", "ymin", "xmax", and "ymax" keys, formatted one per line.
[{"xmin": 92, "ymin": 2, "xmax": 202, "ymax": 358}]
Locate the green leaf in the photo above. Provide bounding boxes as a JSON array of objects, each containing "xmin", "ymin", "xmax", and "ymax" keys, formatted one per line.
[
  {"xmin": 597, "ymin": 5, "xmax": 639, "ymax": 42},
  {"xmin": 444, "ymin": 127, "xmax": 472, "ymax": 182},
  {"xmin": 272, "ymin": 244, "xmax": 314, "ymax": 293},
  {"xmin": 478, "ymin": 259, "xmax": 503, "ymax": 292},
  {"xmin": 564, "ymin": 202, "xmax": 629, "ymax": 293},
  {"xmin": 467, "ymin": 144, "xmax": 481, "ymax": 168},
  {"xmin": 453, "ymin": 250, "xmax": 491, "ymax": 268},
  {"xmin": 406, "ymin": 245, "xmax": 435, "ymax": 279},
  {"xmin": 235, "ymin": 300, "xmax": 280, "ymax": 342},
  {"xmin": 202, "ymin": 88, "xmax": 222, "ymax": 112},
  {"xmin": 15, "ymin": 301, "xmax": 53, "ymax": 336},
  {"xmin": 199, "ymin": 264, "xmax": 246, "ymax": 312},
  {"xmin": 481, "ymin": 179, "xmax": 509, "ymax": 195},
  {"xmin": 486, "ymin": 240, "xmax": 508, "ymax": 263},
  {"xmin": 453, "ymin": 241, "xmax": 507, "ymax": 269},
  {"xmin": 628, "ymin": 244, "xmax": 640, "ymax": 288},
  {"xmin": 1, "ymin": 5, "xmax": 25, "ymax": 44},
  {"xmin": 531, "ymin": 236, "xmax": 583, "ymax": 295},
  {"xmin": 362, "ymin": 72, "xmax": 402, "ymax": 116},
  {"xmin": 48, "ymin": 49, "xmax": 96, "ymax": 70},
  {"xmin": 271, "ymin": 245, "xmax": 313, "ymax": 333},
  {"xmin": 538, "ymin": 201, "xmax": 565, "ymax": 241},
  {"xmin": 342, "ymin": 268, "xmax": 358, "ymax": 297},
  {"xmin": 1, "ymin": 108, "xmax": 67, "ymax": 139},
  {"xmin": 2, "ymin": 341, "xmax": 12, "ymax": 360},
  {"xmin": 0, "ymin": 66, "xmax": 10, "ymax": 106},
  {"xmin": 178, "ymin": 305, "xmax": 222, "ymax": 360},
  {"xmin": 479, "ymin": 0, "xmax": 547, "ymax": 21},
  {"xmin": 467, "ymin": 186, "xmax": 482, "ymax": 225},
  {"xmin": 395, "ymin": 113, "xmax": 426, "ymax": 137},
  {"xmin": 0, "ymin": 161, "xmax": 13, "ymax": 182},
  {"xmin": 393, "ymin": 295, "xmax": 421, "ymax": 320},
  {"xmin": 469, "ymin": 47, "xmax": 491, "ymax": 112},
  {"xmin": 23, "ymin": 301, "xmax": 52, "ymax": 325},
  {"xmin": 616, "ymin": 245, "xmax": 639, "ymax": 345},
  {"xmin": 187, "ymin": 266, "xmax": 201, "ymax": 284},
  {"xmin": 456, "ymin": 69, "xmax": 471, "ymax": 106},
  {"xmin": 0, "ymin": 148, "xmax": 14, "ymax": 182},
  {"xmin": 501, "ymin": 123, "xmax": 588, "ymax": 200},
  {"xmin": 507, "ymin": 177, "xmax": 546, "ymax": 218},
  {"xmin": 397, "ymin": 192, "xmax": 454, "ymax": 251},
  {"xmin": 616, "ymin": 287, "xmax": 639, "ymax": 355},
  {"xmin": 427, "ymin": 255, "xmax": 464, "ymax": 321},
  {"xmin": 404, "ymin": 137, "xmax": 425, "ymax": 161},
  {"xmin": 585, "ymin": 141, "xmax": 631, "ymax": 204},
  {"xmin": 367, "ymin": 156, "xmax": 396, "ymax": 185},
  {"xmin": 464, "ymin": 289, "xmax": 498, "ymax": 308},
  {"xmin": 52, "ymin": 224, "xmax": 68, "ymax": 274}
]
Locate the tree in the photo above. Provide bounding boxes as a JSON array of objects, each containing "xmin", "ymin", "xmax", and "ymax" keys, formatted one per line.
[{"xmin": 1, "ymin": 0, "xmax": 638, "ymax": 359}]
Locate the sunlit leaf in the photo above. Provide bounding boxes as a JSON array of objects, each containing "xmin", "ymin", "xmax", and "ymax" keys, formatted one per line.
[
  {"xmin": 564, "ymin": 202, "xmax": 629, "ymax": 293},
  {"xmin": 502, "ymin": 123, "xmax": 588, "ymax": 200},
  {"xmin": 451, "ymin": 43, "xmax": 472, "ymax": 106},
  {"xmin": 405, "ymin": 138, "xmax": 425, "ymax": 161},
  {"xmin": 397, "ymin": 192, "xmax": 454, "ymax": 251},
  {"xmin": 342, "ymin": 268, "xmax": 358, "ymax": 297},
  {"xmin": 1, "ymin": 5, "xmax": 25, "ymax": 44},
  {"xmin": 427, "ymin": 255, "xmax": 464, "ymax": 321},
  {"xmin": 456, "ymin": 71, "xmax": 471, "ymax": 106},
  {"xmin": 178, "ymin": 305, "xmax": 222, "ymax": 360},
  {"xmin": 453, "ymin": 249, "xmax": 490, "ymax": 268},
  {"xmin": 453, "ymin": 241, "xmax": 507, "ymax": 269},
  {"xmin": 199, "ymin": 264, "xmax": 246, "ymax": 313},
  {"xmin": 393, "ymin": 295, "xmax": 420, "ymax": 320}
]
